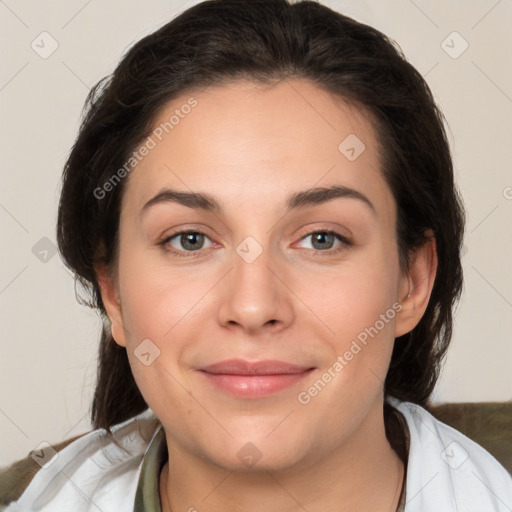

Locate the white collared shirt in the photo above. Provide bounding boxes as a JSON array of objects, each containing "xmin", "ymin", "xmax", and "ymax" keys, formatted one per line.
[{"xmin": 5, "ymin": 397, "xmax": 512, "ymax": 511}]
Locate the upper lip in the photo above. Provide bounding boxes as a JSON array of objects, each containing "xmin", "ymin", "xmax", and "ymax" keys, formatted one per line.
[{"xmin": 199, "ymin": 359, "xmax": 314, "ymax": 375}]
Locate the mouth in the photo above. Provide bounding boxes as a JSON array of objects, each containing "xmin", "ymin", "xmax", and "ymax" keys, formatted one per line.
[{"xmin": 197, "ymin": 359, "xmax": 316, "ymax": 398}]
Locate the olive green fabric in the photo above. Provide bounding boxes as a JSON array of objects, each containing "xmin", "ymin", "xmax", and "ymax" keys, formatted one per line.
[
  {"xmin": 132, "ymin": 406, "xmax": 409, "ymax": 511},
  {"xmin": 0, "ymin": 433, "xmax": 85, "ymax": 510},
  {"xmin": 132, "ymin": 413, "xmax": 408, "ymax": 512},
  {"xmin": 1, "ymin": 401, "xmax": 510, "ymax": 510},
  {"xmin": 428, "ymin": 401, "xmax": 512, "ymax": 475},
  {"xmin": 134, "ymin": 426, "xmax": 168, "ymax": 512}
]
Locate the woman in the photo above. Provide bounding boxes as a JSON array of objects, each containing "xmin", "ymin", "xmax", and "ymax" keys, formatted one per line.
[{"xmin": 2, "ymin": 0, "xmax": 511, "ymax": 511}]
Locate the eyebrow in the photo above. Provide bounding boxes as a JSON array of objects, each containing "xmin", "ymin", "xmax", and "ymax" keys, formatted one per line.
[{"xmin": 140, "ymin": 184, "xmax": 376, "ymax": 216}]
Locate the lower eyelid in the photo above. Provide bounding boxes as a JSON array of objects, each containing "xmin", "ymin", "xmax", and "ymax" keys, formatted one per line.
[
  {"xmin": 161, "ymin": 229, "xmax": 350, "ymax": 255},
  {"xmin": 165, "ymin": 231, "xmax": 214, "ymax": 249}
]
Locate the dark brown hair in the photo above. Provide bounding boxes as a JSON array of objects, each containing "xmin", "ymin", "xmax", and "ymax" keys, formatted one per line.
[{"xmin": 57, "ymin": 0, "xmax": 465, "ymax": 435}]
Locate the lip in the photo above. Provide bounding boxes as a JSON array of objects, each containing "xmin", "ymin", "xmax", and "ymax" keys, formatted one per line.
[{"xmin": 197, "ymin": 359, "xmax": 315, "ymax": 398}]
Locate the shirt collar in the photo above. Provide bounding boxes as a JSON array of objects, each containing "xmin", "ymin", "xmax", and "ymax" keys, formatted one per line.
[
  {"xmin": 132, "ymin": 401, "xmax": 409, "ymax": 512},
  {"xmin": 133, "ymin": 425, "xmax": 168, "ymax": 512}
]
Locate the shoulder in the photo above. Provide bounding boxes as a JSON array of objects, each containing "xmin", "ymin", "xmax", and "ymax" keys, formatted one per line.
[
  {"xmin": 0, "ymin": 433, "xmax": 86, "ymax": 509},
  {"xmin": 387, "ymin": 397, "xmax": 512, "ymax": 512},
  {"xmin": 0, "ymin": 409, "xmax": 161, "ymax": 512}
]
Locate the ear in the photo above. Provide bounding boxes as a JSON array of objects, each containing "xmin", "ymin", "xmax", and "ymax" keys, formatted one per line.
[
  {"xmin": 394, "ymin": 230, "xmax": 438, "ymax": 338},
  {"xmin": 96, "ymin": 265, "xmax": 127, "ymax": 347}
]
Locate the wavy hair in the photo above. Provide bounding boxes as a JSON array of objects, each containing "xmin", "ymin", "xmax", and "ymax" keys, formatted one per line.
[{"xmin": 56, "ymin": 0, "xmax": 465, "ymax": 435}]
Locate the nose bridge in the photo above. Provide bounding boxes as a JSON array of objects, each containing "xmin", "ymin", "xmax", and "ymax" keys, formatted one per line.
[{"xmin": 217, "ymin": 235, "xmax": 293, "ymax": 332}]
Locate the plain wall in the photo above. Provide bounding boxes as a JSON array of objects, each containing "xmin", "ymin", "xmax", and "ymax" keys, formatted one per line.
[{"xmin": 1, "ymin": 0, "xmax": 511, "ymax": 467}]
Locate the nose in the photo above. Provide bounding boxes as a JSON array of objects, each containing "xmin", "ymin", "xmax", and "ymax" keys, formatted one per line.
[{"xmin": 216, "ymin": 240, "xmax": 294, "ymax": 335}]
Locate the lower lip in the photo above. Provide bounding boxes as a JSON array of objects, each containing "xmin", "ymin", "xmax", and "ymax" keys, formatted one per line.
[{"xmin": 199, "ymin": 369, "xmax": 314, "ymax": 398}]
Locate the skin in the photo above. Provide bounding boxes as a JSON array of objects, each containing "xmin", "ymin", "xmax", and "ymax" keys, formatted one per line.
[{"xmin": 97, "ymin": 78, "xmax": 437, "ymax": 512}]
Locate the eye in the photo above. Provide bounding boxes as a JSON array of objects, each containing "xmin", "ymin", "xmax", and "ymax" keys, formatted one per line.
[
  {"xmin": 296, "ymin": 230, "xmax": 351, "ymax": 253},
  {"xmin": 161, "ymin": 230, "xmax": 214, "ymax": 255},
  {"xmin": 159, "ymin": 228, "xmax": 350, "ymax": 257}
]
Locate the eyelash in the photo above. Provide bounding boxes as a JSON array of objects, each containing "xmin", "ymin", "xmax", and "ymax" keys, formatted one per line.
[{"xmin": 159, "ymin": 228, "xmax": 352, "ymax": 258}]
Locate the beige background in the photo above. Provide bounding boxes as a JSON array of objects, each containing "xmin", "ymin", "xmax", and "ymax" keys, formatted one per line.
[{"xmin": 1, "ymin": 0, "xmax": 511, "ymax": 467}]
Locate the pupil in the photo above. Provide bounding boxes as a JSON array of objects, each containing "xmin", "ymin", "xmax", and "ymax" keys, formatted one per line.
[
  {"xmin": 182, "ymin": 233, "xmax": 203, "ymax": 250},
  {"xmin": 314, "ymin": 232, "xmax": 333, "ymax": 249}
]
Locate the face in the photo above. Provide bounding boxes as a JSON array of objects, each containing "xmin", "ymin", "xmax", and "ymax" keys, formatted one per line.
[{"xmin": 100, "ymin": 78, "xmax": 419, "ymax": 473}]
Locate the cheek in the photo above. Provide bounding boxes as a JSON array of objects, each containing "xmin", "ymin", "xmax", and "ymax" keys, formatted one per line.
[
  {"xmin": 304, "ymin": 251, "xmax": 401, "ymax": 384},
  {"xmin": 309, "ymin": 255, "xmax": 399, "ymax": 336},
  {"xmin": 294, "ymin": 265, "xmax": 400, "ymax": 422},
  {"xmin": 115, "ymin": 245, "xmax": 205, "ymax": 414},
  {"xmin": 116, "ymin": 244, "xmax": 209, "ymax": 344}
]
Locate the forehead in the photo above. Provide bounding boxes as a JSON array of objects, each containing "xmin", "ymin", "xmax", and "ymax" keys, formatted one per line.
[{"xmin": 122, "ymin": 78, "xmax": 393, "ymax": 220}]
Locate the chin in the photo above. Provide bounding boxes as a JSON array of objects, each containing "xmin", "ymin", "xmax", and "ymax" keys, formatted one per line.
[{"xmin": 198, "ymin": 428, "xmax": 311, "ymax": 474}]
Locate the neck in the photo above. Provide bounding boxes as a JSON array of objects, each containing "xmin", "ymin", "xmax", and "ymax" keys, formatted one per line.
[{"xmin": 159, "ymin": 403, "xmax": 405, "ymax": 512}]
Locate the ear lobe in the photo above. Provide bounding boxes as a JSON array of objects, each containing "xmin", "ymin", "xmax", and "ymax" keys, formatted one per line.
[
  {"xmin": 96, "ymin": 265, "xmax": 127, "ymax": 347},
  {"xmin": 394, "ymin": 231, "xmax": 438, "ymax": 338}
]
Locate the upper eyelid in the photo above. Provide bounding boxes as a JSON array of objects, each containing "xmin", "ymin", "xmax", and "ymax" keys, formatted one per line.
[
  {"xmin": 163, "ymin": 229, "xmax": 215, "ymax": 245},
  {"xmin": 294, "ymin": 230, "xmax": 350, "ymax": 249},
  {"xmin": 296, "ymin": 226, "xmax": 350, "ymax": 240},
  {"xmin": 163, "ymin": 228, "xmax": 349, "ymax": 250}
]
